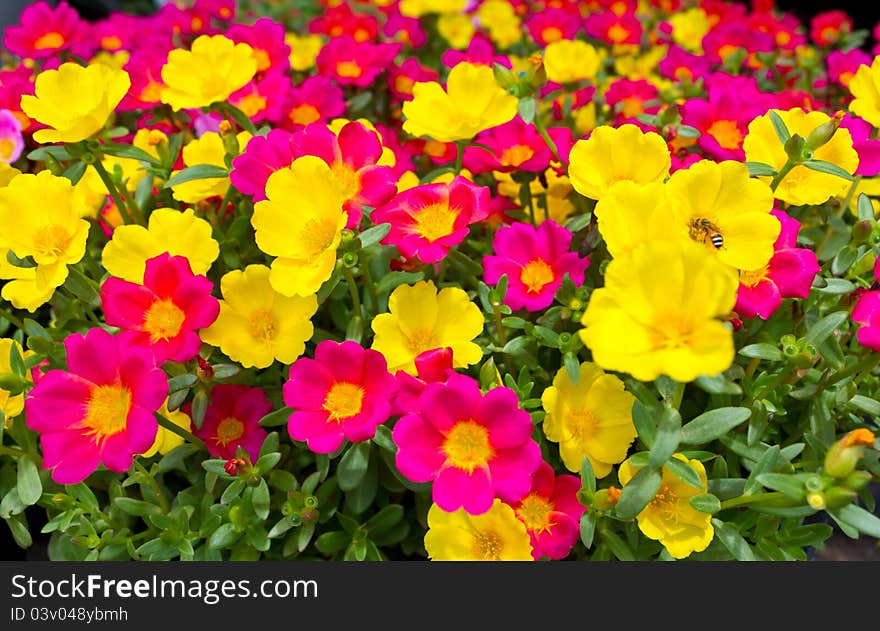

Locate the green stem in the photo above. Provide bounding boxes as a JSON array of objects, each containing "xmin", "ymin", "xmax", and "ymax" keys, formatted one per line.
[
  {"xmin": 454, "ymin": 141, "xmax": 465, "ymax": 175},
  {"xmin": 361, "ymin": 258, "xmax": 379, "ymax": 315},
  {"xmin": 343, "ymin": 266, "xmax": 362, "ymax": 318},
  {"xmin": 744, "ymin": 357, "xmax": 761, "ymax": 379},
  {"xmin": 719, "ymin": 491, "xmax": 788, "ymax": 511},
  {"xmin": 156, "ymin": 413, "xmax": 205, "ymax": 450},
  {"xmin": 533, "ymin": 114, "xmax": 563, "ymax": 164},
  {"xmin": 769, "ymin": 160, "xmax": 796, "ymax": 192},
  {"xmin": 519, "ymin": 180, "xmax": 536, "ymax": 226},
  {"xmin": 91, "ymin": 160, "xmax": 135, "ymax": 226},
  {"xmin": 0, "ymin": 445, "xmax": 26, "ymax": 458},
  {"xmin": 824, "ymin": 353, "xmax": 880, "ymax": 388},
  {"xmin": 133, "ymin": 460, "xmax": 170, "ymax": 514},
  {"xmin": 492, "ymin": 301, "xmax": 508, "ymax": 347}
]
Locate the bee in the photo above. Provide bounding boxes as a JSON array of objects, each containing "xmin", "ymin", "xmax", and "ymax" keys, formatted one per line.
[{"xmin": 689, "ymin": 217, "xmax": 724, "ymax": 250}]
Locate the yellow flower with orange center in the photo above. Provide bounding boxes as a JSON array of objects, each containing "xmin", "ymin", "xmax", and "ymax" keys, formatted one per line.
[
  {"xmin": 286, "ymin": 34, "xmax": 324, "ymax": 71},
  {"xmin": 170, "ymin": 130, "xmax": 251, "ymax": 203},
  {"xmin": 543, "ymin": 39, "xmax": 602, "ymax": 84},
  {"xmin": 424, "ymin": 500, "xmax": 533, "ymax": 561}
]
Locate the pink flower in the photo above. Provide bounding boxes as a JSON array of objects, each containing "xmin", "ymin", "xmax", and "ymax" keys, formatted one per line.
[
  {"xmin": 383, "ymin": 10, "xmax": 427, "ymax": 49},
  {"xmin": 387, "ymin": 58, "xmax": 439, "ymax": 102},
  {"xmin": 393, "ymin": 347, "xmax": 455, "ymax": 417},
  {"xmin": 101, "ymin": 253, "xmax": 220, "ymax": 364},
  {"xmin": 229, "ymin": 71, "xmax": 289, "ymax": 124},
  {"xmin": 0, "ymin": 109, "xmax": 24, "ymax": 164},
  {"xmin": 316, "ymin": 35, "xmax": 400, "ymax": 87},
  {"xmin": 120, "ymin": 48, "xmax": 172, "ymax": 112},
  {"xmin": 512, "ymin": 461, "xmax": 585, "ymax": 560},
  {"xmin": 680, "ymin": 84, "xmax": 769, "ymax": 161},
  {"xmin": 0, "ymin": 67, "xmax": 35, "ymax": 134},
  {"xmin": 810, "ymin": 10, "xmax": 853, "ymax": 47},
  {"xmin": 309, "ymin": 3, "xmax": 379, "ymax": 43},
  {"xmin": 441, "ymin": 34, "xmax": 511, "ymax": 69},
  {"xmin": 372, "ymin": 176, "xmax": 491, "ymax": 264},
  {"xmin": 735, "ymin": 209, "xmax": 820, "ymax": 320},
  {"xmin": 25, "ymin": 328, "xmax": 168, "ymax": 484},
  {"xmin": 3, "ymin": 1, "xmax": 83, "ymax": 60},
  {"xmin": 284, "ymin": 340, "xmax": 398, "ymax": 454},
  {"xmin": 231, "ymin": 129, "xmax": 297, "ymax": 201},
  {"xmin": 605, "ymin": 78, "xmax": 661, "ymax": 125},
  {"xmin": 658, "ymin": 45, "xmax": 712, "ymax": 85},
  {"xmin": 702, "ymin": 22, "xmax": 775, "ymax": 68},
  {"xmin": 228, "ymin": 17, "xmax": 291, "ymax": 75},
  {"xmin": 193, "ymin": 385, "xmax": 270, "ymax": 461},
  {"xmin": 525, "ymin": 8, "xmax": 582, "ymax": 46},
  {"xmin": 282, "ymin": 75, "xmax": 346, "ymax": 129},
  {"xmin": 392, "ymin": 372, "xmax": 542, "ymax": 515},
  {"xmin": 463, "ymin": 117, "xmax": 573, "ymax": 174},
  {"xmin": 826, "ymin": 49, "xmax": 873, "ymax": 89},
  {"xmin": 484, "ymin": 220, "xmax": 589, "ymax": 312},
  {"xmin": 841, "ymin": 114, "xmax": 880, "ymax": 177},
  {"xmin": 583, "ymin": 10, "xmax": 642, "ymax": 46},
  {"xmin": 852, "ymin": 258, "xmax": 880, "ymax": 352}
]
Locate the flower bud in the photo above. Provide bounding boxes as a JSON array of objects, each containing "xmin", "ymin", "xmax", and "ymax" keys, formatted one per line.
[
  {"xmin": 783, "ymin": 133, "xmax": 805, "ymax": 161},
  {"xmin": 804, "ymin": 111, "xmax": 844, "ymax": 151},
  {"xmin": 852, "ymin": 220, "xmax": 873, "ymax": 244},
  {"xmin": 806, "ymin": 491, "xmax": 826, "ymax": 510},
  {"xmin": 822, "ymin": 486, "xmax": 858, "ymax": 509},
  {"xmin": 841, "ymin": 470, "xmax": 872, "ymax": 492},
  {"xmin": 492, "ymin": 62, "xmax": 517, "ymax": 91},
  {"xmin": 590, "ymin": 487, "xmax": 621, "ymax": 511},
  {"xmin": 823, "ymin": 429, "xmax": 876, "ymax": 479}
]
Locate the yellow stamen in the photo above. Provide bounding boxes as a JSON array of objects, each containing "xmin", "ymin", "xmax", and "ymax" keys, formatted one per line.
[
  {"xmin": 516, "ymin": 493, "xmax": 556, "ymax": 534},
  {"xmin": 473, "ymin": 530, "xmax": 503, "ymax": 560},
  {"xmin": 443, "ymin": 421, "xmax": 494, "ymax": 473},
  {"xmin": 33, "ymin": 31, "xmax": 65, "ymax": 50},
  {"xmin": 520, "ymin": 259, "xmax": 555, "ymax": 294},
  {"xmin": 322, "ymin": 382, "xmax": 365, "ymax": 421},
  {"xmin": 413, "ymin": 202, "xmax": 458, "ymax": 242},
  {"xmin": 215, "ymin": 417, "xmax": 244, "ymax": 446},
  {"xmin": 142, "ymin": 299, "xmax": 185, "ymax": 342},
  {"xmin": 82, "ymin": 384, "xmax": 132, "ymax": 440}
]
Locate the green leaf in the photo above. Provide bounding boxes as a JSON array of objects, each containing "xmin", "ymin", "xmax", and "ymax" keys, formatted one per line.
[
  {"xmin": 63, "ymin": 161, "xmax": 87, "ymax": 185},
  {"xmin": 259, "ymin": 407, "xmax": 292, "ymax": 427},
  {"xmin": 208, "ymin": 523, "xmax": 241, "ymax": 549},
  {"xmin": 857, "ymin": 193, "xmax": 875, "ymax": 221},
  {"xmin": 167, "ymin": 374, "xmax": 198, "ymax": 393},
  {"xmin": 190, "ymin": 389, "xmax": 209, "ymax": 429},
  {"xmin": 564, "ymin": 213, "xmax": 592, "ymax": 233},
  {"xmin": 614, "ymin": 467, "xmax": 662, "ymax": 521},
  {"xmin": 813, "ymin": 278, "xmax": 857, "ymax": 294},
  {"xmin": 600, "ymin": 529, "xmax": 636, "ymax": 561},
  {"xmin": 164, "ymin": 164, "xmax": 229, "ymax": 188},
  {"xmin": 631, "ymin": 401, "xmax": 656, "ymax": 449},
  {"xmin": 579, "ymin": 511, "xmax": 596, "ymax": 549},
  {"xmin": 6, "ymin": 514, "xmax": 32, "ymax": 549},
  {"xmin": 16, "ymin": 457, "xmax": 42, "ymax": 507},
  {"xmin": 418, "ymin": 165, "xmax": 456, "ymax": 184},
  {"xmin": 101, "ymin": 143, "xmax": 161, "ymax": 166},
  {"xmin": 829, "ymin": 504, "xmax": 880, "ymax": 538},
  {"xmin": 27, "ymin": 145, "xmax": 72, "ymax": 161},
  {"xmin": 664, "ymin": 457, "xmax": 703, "ymax": 489},
  {"xmin": 372, "ymin": 425, "xmax": 397, "ymax": 453},
  {"xmin": 297, "ymin": 521, "xmax": 316, "ymax": 552},
  {"xmin": 768, "ymin": 110, "xmax": 791, "ymax": 144},
  {"xmin": 712, "ymin": 519, "xmax": 757, "ymax": 560},
  {"xmin": 113, "ymin": 497, "xmax": 160, "ymax": 517},
  {"xmin": 374, "ymin": 270, "xmax": 425, "ymax": 295},
  {"xmin": 680, "ymin": 407, "xmax": 751, "ymax": 445},
  {"xmin": 801, "ymin": 159, "xmax": 854, "ymax": 181},
  {"xmin": 804, "ymin": 310, "xmax": 848, "ymax": 347},
  {"xmin": 676, "ymin": 125, "xmax": 701, "ymax": 139},
  {"xmin": 337, "ymin": 442, "xmax": 371, "ymax": 492},
  {"xmin": 649, "ymin": 408, "xmax": 681, "ymax": 467},
  {"xmin": 365, "ymin": 505, "xmax": 404, "ymax": 535},
  {"xmin": 745, "ymin": 161, "xmax": 778, "ymax": 177},
  {"xmin": 738, "ymin": 344, "xmax": 783, "ymax": 361},
  {"xmin": 315, "ymin": 531, "xmax": 350, "ymax": 555},
  {"xmin": 252, "ymin": 479, "xmax": 270, "ymax": 520},
  {"xmin": 63, "ymin": 267, "xmax": 98, "ymax": 303},
  {"xmin": 580, "ymin": 456, "xmax": 596, "ymax": 494},
  {"xmin": 848, "ymin": 395, "xmax": 880, "ymax": 417},
  {"xmin": 67, "ymin": 483, "xmax": 99, "ymax": 511},
  {"xmin": 743, "ymin": 444, "xmax": 781, "ymax": 496},
  {"xmin": 754, "ymin": 473, "xmax": 805, "ymax": 501},
  {"xmin": 358, "ymin": 223, "xmax": 391, "ymax": 249},
  {"xmin": 689, "ymin": 493, "xmax": 720, "ymax": 514},
  {"xmin": 517, "ymin": 97, "xmax": 537, "ymax": 124},
  {"xmin": 563, "ymin": 352, "xmax": 580, "ymax": 384}
]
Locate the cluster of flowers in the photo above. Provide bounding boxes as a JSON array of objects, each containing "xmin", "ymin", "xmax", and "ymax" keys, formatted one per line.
[{"xmin": 1, "ymin": 0, "xmax": 880, "ymax": 562}]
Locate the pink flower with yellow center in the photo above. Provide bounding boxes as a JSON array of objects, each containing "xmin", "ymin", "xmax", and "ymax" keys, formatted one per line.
[
  {"xmin": 392, "ymin": 347, "xmax": 455, "ymax": 417},
  {"xmin": 192, "ymin": 385, "xmax": 270, "ymax": 461},
  {"xmin": 316, "ymin": 35, "xmax": 400, "ymax": 88},
  {"xmin": 0, "ymin": 110, "xmax": 24, "ymax": 164},
  {"xmin": 100, "ymin": 253, "xmax": 220, "ymax": 364},
  {"xmin": 387, "ymin": 58, "xmax": 439, "ymax": 102},
  {"xmin": 512, "ymin": 461, "xmax": 585, "ymax": 560},
  {"xmin": 392, "ymin": 373, "xmax": 542, "ymax": 515},
  {"xmin": 228, "ymin": 17, "xmax": 291, "ymax": 75},
  {"xmin": 231, "ymin": 129, "xmax": 298, "ymax": 202},
  {"xmin": 3, "ymin": 0, "xmax": 83, "ymax": 60},
  {"xmin": 25, "ymin": 328, "xmax": 168, "ymax": 484},
  {"xmin": 371, "ymin": 176, "xmax": 490, "ymax": 264},
  {"xmin": 583, "ymin": 10, "xmax": 642, "ymax": 46},
  {"xmin": 282, "ymin": 76, "xmax": 346, "ymax": 129},
  {"xmin": 463, "ymin": 117, "xmax": 573, "ymax": 175},
  {"xmin": 826, "ymin": 49, "xmax": 872, "ymax": 89},
  {"xmin": 680, "ymin": 84, "xmax": 770, "ymax": 161},
  {"xmin": 309, "ymin": 3, "xmax": 379, "ymax": 43},
  {"xmin": 228, "ymin": 71, "xmax": 288, "ymax": 124},
  {"xmin": 735, "ymin": 209, "xmax": 820, "ymax": 320},
  {"xmin": 605, "ymin": 78, "xmax": 660, "ymax": 125},
  {"xmin": 484, "ymin": 220, "xmax": 590, "ymax": 312},
  {"xmin": 284, "ymin": 340, "xmax": 398, "ymax": 454},
  {"xmin": 119, "ymin": 48, "xmax": 170, "ymax": 111}
]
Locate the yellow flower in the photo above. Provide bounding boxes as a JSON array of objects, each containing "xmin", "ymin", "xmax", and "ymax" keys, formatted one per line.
[
  {"xmin": 285, "ymin": 34, "xmax": 324, "ymax": 72},
  {"xmin": 495, "ymin": 168, "xmax": 576, "ymax": 224},
  {"xmin": 20, "ymin": 62, "xmax": 130, "ymax": 144},
  {"xmin": 402, "ymin": 62, "xmax": 518, "ymax": 143},
  {"xmin": 568, "ymin": 124, "xmax": 671, "ymax": 200},
  {"xmin": 579, "ymin": 240, "xmax": 738, "ymax": 383},
  {"xmin": 743, "ymin": 108, "xmax": 859, "ymax": 206},
  {"xmin": 399, "ymin": 0, "xmax": 466, "ymax": 17},
  {"xmin": 848, "ymin": 55, "xmax": 880, "ymax": 128},
  {"xmin": 0, "ymin": 338, "xmax": 33, "ymax": 428},
  {"xmin": 660, "ymin": 160, "xmax": 780, "ymax": 272},
  {"xmin": 200, "ymin": 265, "xmax": 318, "ymax": 369},
  {"xmin": 437, "ymin": 13, "xmax": 475, "ymax": 50},
  {"xmin": 0, "ymin": 164, "xmax": 21, "ymax": 187},
  {"xmin": 141, "ymin": 402, "xmax": 191, "ymax": 458},
  {"xmin": 77, "ymin": 129, "xmax": 166, "ymax": 206},
  {"xmin": 573, "ymin": 102, "xmax": 597, "ymax": 136},
  {"xmin": 668, "ymin": 8, "xmax": 710, "ymax": 52},
  {"xmin": 544, "ymin": 40, "xmax": 601, "ymax": 84},
  {"xmin": 477, "ymin": 0, "xmax": 521, "ymax": 49},
  {"xmin": 371, "ymin": 280, "xmax": 484, "ymax": 375},
  {"xmin": 618, "ymin": 454, "xmax": 714, "ymax": 559},
  {"xmin": 170, "ymin": 131, "xmax": 251, "ymax": 203},
  {"xmin": 101, "ymin": 207, "xmax": 219, "ymax": 283},
  {"xmin": 613, "ymin": 46, "xmax": 667, "ymax": 82},
  {"xmin": 541, "ymin": 362, "xmax": 637, "ymax": 478},
  {"xmin": 251, "ymin": 156, "xmax": 348, "ymax": 297},
  {"xmin": 594, "ymin": 181, "xmax": 670, "ymax": 258},
  {"xmin": 160, "ymin": 34, "xmax": 257, "ymax": 111},
  {"xmin": 424, "ymin": 500, "xmax": 533, "ymax": 561},
  {"xmin": 0, "ymin": 171, "xmax": 90, "ymax": 311}
]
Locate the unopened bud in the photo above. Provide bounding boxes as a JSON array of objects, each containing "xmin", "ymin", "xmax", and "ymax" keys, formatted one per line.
[
  {"xmin": 822, "ymin": 486, "xmax": 858, "ymax": 509},
  {"xmin": 218, "ymin": 120, "xmax": 233, "ymax": 135},
  {"xmin": 806, "ymin": 491, "xmax": 826, "ymax": 510},
  {"xmin": 853, "ymin": 220, "xmax": 873, "ymax": 244},
  {"xmin": 804, "ymin": 111, "xmax": 844, "ymax": 151},
  {"xmin": 590, "ymin": 487, "xmax": 621, "ymax": 511},
  {"xmin": 493, "ymin": 62, "xmax": 517, "ymax": 91},
  {"xmin": 784, "ymin": 134, "xmax": 806, "ymax": 161},
  {"xmin": 842, "ymin": 470, "xmax": 872, "ymax": 492},
  {"xmin": 823, "ymin": 428, "xmax": 875, "ymax": 478}
]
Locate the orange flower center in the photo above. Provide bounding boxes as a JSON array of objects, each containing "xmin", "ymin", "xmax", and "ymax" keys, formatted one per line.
[
  {"xmin": 289, "ymin": 103, "xmax": 321, "ymax": 126},
  {"xmin": 0, "ymin": 139, "xmax": 16, "ymax": 161},
  {"xmin": 82, "ymin": 384, "xmax": 132, "ymax": 440},
  {"xmin": 649, "ymin": 483, "xmax": 679, "ymax": 519},
  {"xmin": 739, "ymin": 265, "xmax": 769, "ymax": 288},
  {"xmin": 413, "ymin": 202, "xmax": 458, "ymax": 242},
  {"xmin": 394, "ymin": 75, "xmax": 415, "ymax": 96},
  {"xmin": 236, "ymin": 92, "xmax": 267, "ymax": 117},
  {"xmin": 619, "ymin": 96, "xmax": 644, "ymax": 118},
  {"xmin": 607, "ymin": 24, "xmax": 630, "ymax": 44},
  {"xmin": 253, "ymin": 48, "xmax": 272, "ymax": 72},
  {"xmin": 34, "ymin": 31, "xmax": 65, "ymax": 50},
  {"xmin": 707, "ymin": 119, "xmax": 743, "ymax": 150},
  {"xmin": 424, "ymin": 140, "xmax": 448, "ymax": 158},
  {"xmin": 776, "ymin": 31, "xmax": 792, "ymax": 46},
  {"xmin": 500, "ymin": 144, "xmax": 534, "ymax": 167},
  {"xmin": 443, "ymin": 420, "xmax": 494, "ymax": 473},
  {"xmin": 101, "ymin": 35, "xmax": 123, "ymax": 50},
  {"xmin": 520, "ymin": 258, "xmax": 555, "ymax": 294},
  {"xmin": 819, "ymin": 26, "xmax": 839, "ymax": 43},
  {"xmin": 541, "ymin": 26, "xmax": 563, "ymax": 43},
  {"xmin": 140, "ymin": 81, "xmax": 164, "ymax": 103},
  {"xmin": 336, "ymin": 61, "xmax": 363, "ymax": 79},
  {"xmin": 322, "ymin": 382, "xmax": 365, "ymax": 421},
  {"xmin": 143, "ymin": 299, "xmax": 186, "ymax": 342},
  {"xmin": 516, "ymin": 493, "xmax": 555, "ymax": 534},
  {"xmin": 215, "ymin": 417, "xmax": 244, "ymax": 446},
  {"xmin": 472, "ymin": 530, "xmax": 503, "ymax": 560},
  {"xmin": 353, "ymin": 28, "xmax": 370, "ymax": 43},
  {"xmin": 248, "ymin": 308, "xmax": 277, "ymax": 344},
  {"xmin": 717, "ymin": 44, "xmax": 739, "ymax": 61},
  {"xmin": 839, "ymin": 71, "xmax": 854, "ymax": 87},
  {"xmin": 302, "ymin": 218, "xmax": 339, "ymax": 257}
]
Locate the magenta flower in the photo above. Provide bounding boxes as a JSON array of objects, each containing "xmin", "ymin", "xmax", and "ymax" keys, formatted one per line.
[
  {"xmin": 25, "ymin": 328, "xmax": 168, "ymax": 484},
  {"xmin": 484, "ymin": 220, "xmax": 590, "ymax": 312},
  {"xmin": 230, "ymin": 129, "xmax": 297, "ymax": 201},
  {"xmin": 392, "ymin": 347, "xmax": 455, "ymax": 417},
  {"xmin": 512, "ymin": 461, "xmax": 585, "ymax": 560},
  {"xmin": 463, "ymin": 117, "xmax": 573, "ymax": 174},
  {"xmin": 735, "ymin": 209, "xmax": 821, "ymax": 320},
  {"xmin": 3, "ymin": 1, "xmax": 83, "ymax": 60},
  {"xmin": 0, "ymin": 109, "xmax": 24, "ymax": 164},
  {"xmin": 840, "ymin": 114, "xmax": 880, "ymax": 177},
  {"xmin": 192, "ymin": 385, "xmax": 270, "ymax": 461},
  {"xmin": 282, "ymin": 75, "xmax": 346, "ymax": 129},
  {"xmin": 605, "ymin": 78, "xmax": 660, "ymax": 125},
  {"xmin": 284, "ymin": 340, "xmax": 398, "ymax": 454},
  {"xmin": 372, "ymin": 176, "xmax": 490, "ymax": 264},
  {"xmin": 658, "ymin": 45, "xmax": 712, "ymax": 85},
  {"xmin": 680, "ymin": 83, "xmax": 771, "ymax": 161},
  {"xmin": 852, "ymin": 258, "xmax": 880, "ymax": 352},
  {"xmin": 441, "ymin": 34, "xmax": 511, "ymax": 69},
  {"xmin": 228, "ymin": 17, "xmax": 291, "ymax": 74},
  {"xmin": 392, "ymin": 373, "xmax": 542, "ymax": 515},
  {"xmin": 826, "ymin": 49, "xmax": 873, "ymax": 88},
  {"xmin": 101, "ymin": 253, "xmax": 220, "ymax": 364},
  {"xmin": 229, "ymin": 71, "xmax": 289, "ymax": 124},
  {"xmin": 316, "ymin": 35, "xmax": 400, "ymax": 88}
]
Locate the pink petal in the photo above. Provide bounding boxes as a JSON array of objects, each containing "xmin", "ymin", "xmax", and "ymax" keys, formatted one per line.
[
  {"xmin": 392, "ymin": 414, "xmax": 445, "ymax": 482},
  {"xmin": 433, "ymin": 465, "xmax": 494, "ymax": 514}
]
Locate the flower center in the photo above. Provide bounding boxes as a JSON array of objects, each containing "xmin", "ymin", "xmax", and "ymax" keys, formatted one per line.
[
  {"xmin": 649, "ymin": 483, "xmax": 680, "ymax": 520},
  {"xmin": 33, "ymin": 224, "xmax": 73, "ymax": 261},
  {"xmin": 82, "ymin": 384, "xmax": 132, "ymax": 440},
  {"xmin": 406, "ymin": 329, "xmax": 436, "ymax": 356},
  {"xmin": 215, "ymin": 417, "xmax": 244, "ymax": 446},
  {"xmin": 101, "ymin": 35, "xmax": 123, "ymax": 50},
  {"xmin": 500, "ymin": 144, "xmax": 535, "ymax": 167},
  {"xmin": 739, "ymin": 265, "xmax": 770, "ymax": 288},
  {"xmin": 717, "ymin": 44, "xmax": 739, "ymax": 61},
  {"xmin": 394, "ymin": 75, "xmax": 415, "ymax": 96},
  {"xmin": 236, "ymin": 92, "xmax": 267, "ymax": 117},
  {"xmin": 520, "ymin": 258, "xmax": 555, "ymax": 294},
  {"xmin": 322, "ymin": 382, "xmax": 365, "ymax": 421},
  {"xmin": 0, "ymin": 139, "xmax": 15, "ymax": 161},
  {"xmin": 566, "ymin": 407, "xmax": 598, "ymax": 446},
  {"xmin": 140, "ymin": 81, "xmax": 164, "ymax": 103},
  {"xmin": 253, "ymin": 48, "xmax": 272, "ymax": 72},
  {"xmin": 707, "ymin": 119, "xmax": 743, "ymax": 150},
  {"xmin": 34, "ymin": 31, "xmax": 65, "ymax": 50},
  {"xmin": 619, "ymin": 96, "xmax": 645, "ymax": 118},
  {"xmin": 336, "ymin": 61, "xmax": 363, "ymax": 79},
  {"xmin": 838, "ymin": 71, "xmax": 854, "ymax": 87},
  {"xmin": 289, "ymin": 103, "xmax": 321, "ymax": 126},
  {"xmin": 472, "ymin": 530, "xmax": 503, "ymax": 560},
  {"xmin": 413, "ymin": 202, "xmax": 458, "ymax": 242},
  {"xmin": 443, "ymin": 420, "xmax": 494, "ymax": 473},
  {"xmin": 424, "ymin": 140, "xmax": 447, "ymax": 158},
  {"xmin": 302, "ymin": 218, "xmax": 339, "ymax": 258},
  {"xmin": 541, "ymin": 26, "xmax": 563, "ymax": 43},
  {"xmin": 142, "ymin": 299, "xmax": 186, "ymax": 342},
  {"xmin": 329, "ymin": 163, "xmax": 361, "ymax": 201},
  {"xmin": 516, "ymin": 493, "xmax": 555, "ymax": 534},
  {"xmin": 607, "ymin": 24, "xmax": 631, "ymax": 43},
  {"xmin": 248, "ymin": 308, "xmax": 277, "ymax": 343}
]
